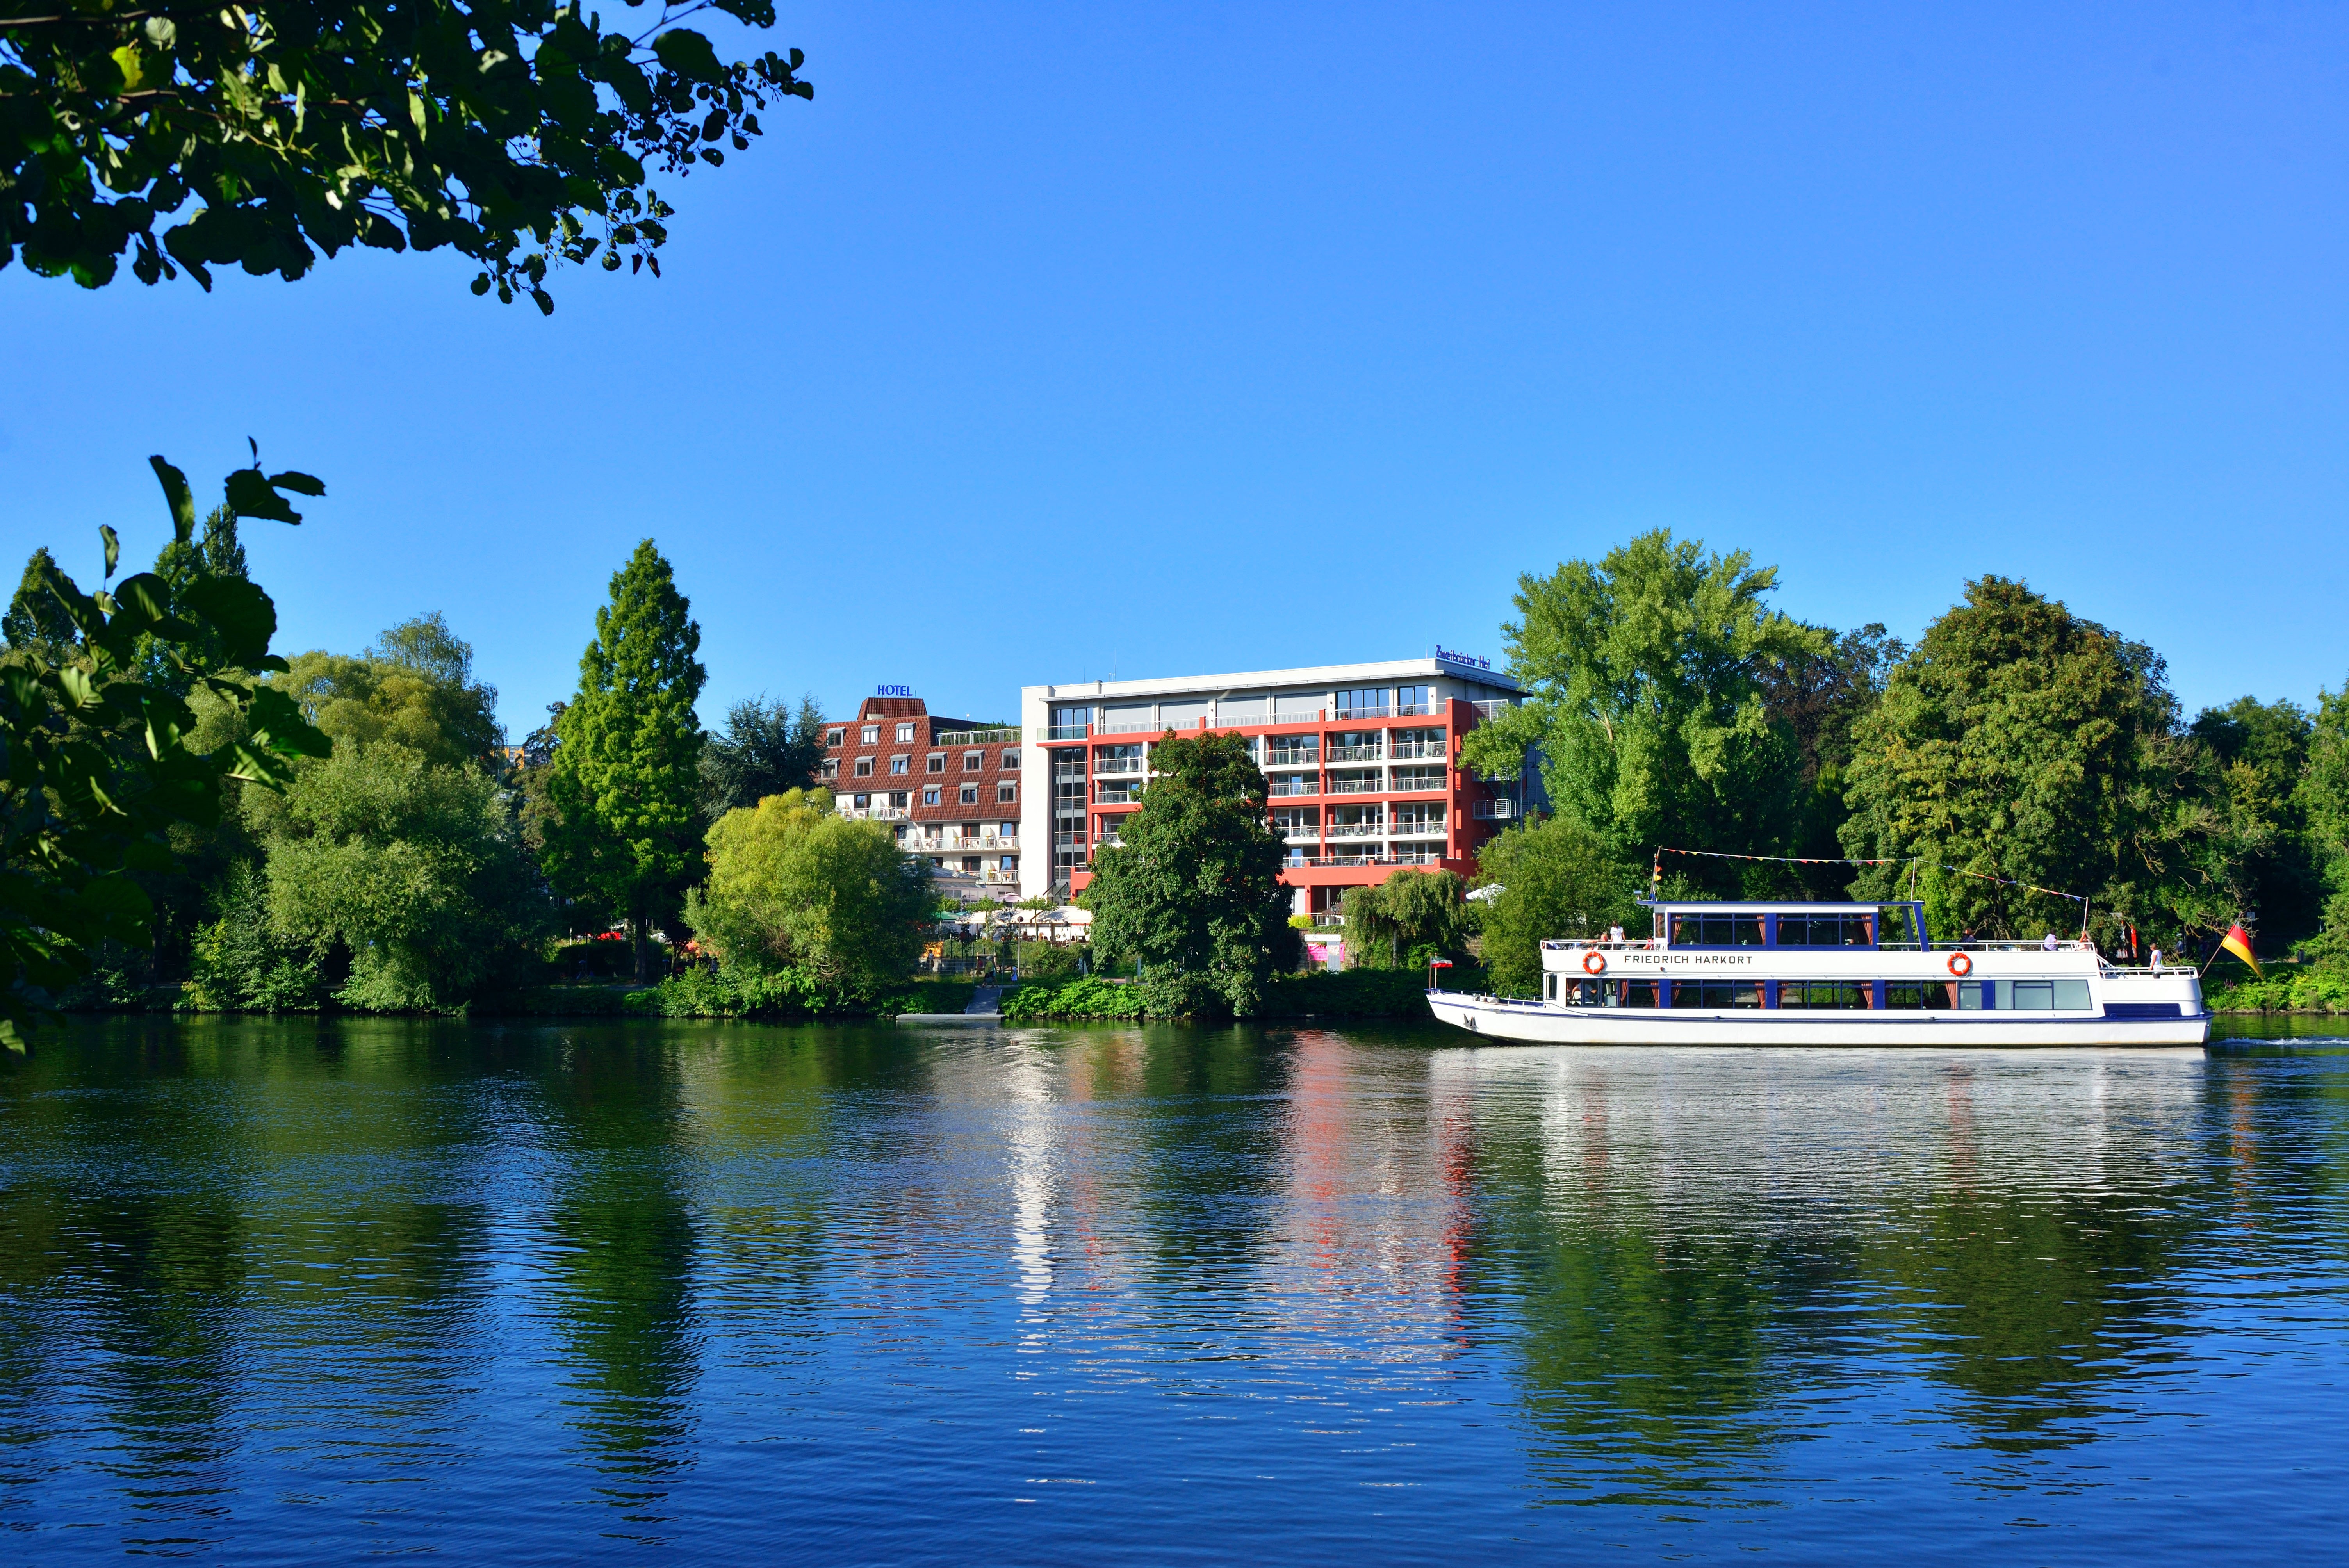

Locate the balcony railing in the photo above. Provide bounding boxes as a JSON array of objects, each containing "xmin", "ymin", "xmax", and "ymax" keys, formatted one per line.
[
  {"xmin": 1472, "ymin": 799, "xmax": 1520, "ymax": 820},
  {"xmin": 1267, "ymin": 777, "xmax": 1319, "ymax": 797},
  {"xmin": 1333, "ymin": 704, "xmax": 1389, "ymax": 720},
  {"xmin": 1043, "ymin": 725, "xmax": 1091, "ymax": 741},
  {"xmin": 1326, "ymin": 772, "xmax": 1381, "ymax": 795},
  {"xmin": 1388, "ymin": 818, "xmax": 1446, "ymax": 837},
  {"xmin": 1265, "ymin": 748, "xmax": 1319, "ymax": 768},
  {"xmin": 1092, "ymin": 757, "xmax": 1145, "ymax": 776},
  {"xmin": 1278, "ymin": 823, "xmax": 1322, "ymax": 840},
  {"xmin": 1396, "ymin": 697, "xmax": 1447, "ymax": 717},
  {"xmin": 1327, "ymin": 820, "xmax": 1383, "ymax": 837},
  {"xmin": 838, "ymin": 804, "xmax": 910, "ymax": 821},
  {"xmin": 1094, "ymin": 784, "xmax": 1141, "ymax": 804},
  {"xmin": 1389, "ymin": 768, "xmax": 1447, "ymax": 793},
  {"xmin": 909, "ymin": 832, "xmax": 1019, "ymax": 853},
  {"xmin": 1326, "ymin": 743, "xmax": 1383, "ymax": 763},
  {"xmin": 1472, "ymin": 700, "xmax": 1514, "ymax": 720},
  {"xmin": 1388, "ymin": 739, "xmax": 1447, "ymax": 760},
  {"xmin": 940, "ymin": 727, "xmax": 1019, "ymax": 745},
  {"xmin": 1388, "ymin": 846, "xmax": 1440, "ymax": 864}
]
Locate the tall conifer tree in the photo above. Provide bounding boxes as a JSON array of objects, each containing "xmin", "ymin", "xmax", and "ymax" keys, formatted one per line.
[{"xmin": 543, "ymin": 542, "xmax": 707, "ymax": 978}]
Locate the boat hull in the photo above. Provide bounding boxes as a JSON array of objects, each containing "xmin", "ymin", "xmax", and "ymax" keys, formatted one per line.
[{"xmin": 1426, "ymin": 991, "xmax": 2211, "ymax": 1048}]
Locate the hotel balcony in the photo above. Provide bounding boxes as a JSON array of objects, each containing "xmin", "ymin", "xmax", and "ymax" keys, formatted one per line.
[
  {"xmin": 1326, "ymin": 771, "xmax": 1382, "ymax": 795},
  {"xmin": 1092, "ymin": 757, "xmax": 1146, "ymax": 776},
  {"xmin": 1327, "ymin": 820, "xmax": 1384, "ymax": 838},
  {"xmin": 1388, "ymin": 768, "xmax": 1448, "ymax": 793},
  {"xmin": 1265, "ymin": 747, "xmax": 1319, "ymax": 768},
  {"xmin": 1042, "ymin": 724, "xmax": 1092, "ymax": 741},
  {"xmin": 1094, "ymin": 783, "xmax": 1141, "ymax": 804},
  {"xmin": 1388, "ymin": 739, "xmax": 1447, "ymax": 760},
  {"xmin": 1472, "ymin": 798, "xmax": 1520, "ymax": 821},
  {"xmin": 908, "ymin": 832, "xmax": 1019, "ymax": 853},
  {"xmin": 1267, "ymin": 775, "xmax": 1319, "ymax": 797},
  {"xmin": 839, "ymin": 804, "xmax": 911, "ymax": 821},
  {"xmin": 1326, "ymin": 742, "xmax": 1384, "ymax": 763},
  {"xmin": 1388, "ymin": 818, "xmax": 1446, "ymax": 837}
]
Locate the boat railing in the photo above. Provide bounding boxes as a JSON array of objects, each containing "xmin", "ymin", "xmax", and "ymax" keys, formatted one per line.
[{"xmin": 1538, "ymin": 937, "xmax": 1663, "ymax": 951}]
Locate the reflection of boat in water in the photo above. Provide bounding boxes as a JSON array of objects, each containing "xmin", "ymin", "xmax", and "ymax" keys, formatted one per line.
[{"xmin": 1429, "ymin": 898, "xmax": 2208, "ymax": 1048}]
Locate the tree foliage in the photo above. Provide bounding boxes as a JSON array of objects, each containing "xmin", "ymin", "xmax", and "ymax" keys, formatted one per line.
[
  {"xmin": 260, "ymin": 740, "xmax": 549, "ymax": 1010},
  {"xmin": 2, "ymin": 0, "xmax": 811, "ymax": 308},
  {"xmin": 0, "ymin": 452, "xmax": 329, "ymax": 1044},
  {"xmin": 1839, "ymin": 576, "xmax": 2223, "ymax": 944},
  {"xmin": 2299, "ymin": 682, "xmax": 2349, "ymax": 959},
  {"xmin": 1082, "ymin": 730, "xmax": 1298, "ymax": 1017},
  {"xmin": 274, "ymin": 612, "xmax": 503, "ymax": 773},
  {"xmin": 1340, "ymin": 868, "xmax": 1472, "ymax": 971},
  {"xmin": 540, "ymin": 540, "xmax": 705, "ymax": 973},
  {"xmin": 683, "ymin": 785, "xmax": 931, "ymax": 1003},
  {"xmin": 699, "ymin": 691, "xmax": 822, "ymax": 820},
  {"xmin": 1462, "ymin": 530, "xmax": 1830, "ymax": 888},
  {"xmin": 1472, "ymin": 814, "xmax": 1641, "ymax": 997}
]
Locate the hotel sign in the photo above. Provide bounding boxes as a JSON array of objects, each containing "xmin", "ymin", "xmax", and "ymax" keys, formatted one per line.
[
  {"xmin": 1435, "ymin": 646, "xmax": 1493, "ymax": 670},
  {"xmin": 875, "ymin": 684, "xmax": 913, "ymax": 697}
]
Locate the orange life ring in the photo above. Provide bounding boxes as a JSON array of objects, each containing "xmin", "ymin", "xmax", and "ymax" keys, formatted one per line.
[
  {"xmin": 1947, "ymin": 951, "xmax": 1973, "ymax": 977},
  {"xmin": 1582, "ymin": 950, "xmax": 1607, "ymax": 975}
]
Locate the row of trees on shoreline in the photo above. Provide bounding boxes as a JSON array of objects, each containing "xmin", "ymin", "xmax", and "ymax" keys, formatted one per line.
[{"xmin": 9, "ymin": 497, "xmax": 2347, "ymax": 1025}]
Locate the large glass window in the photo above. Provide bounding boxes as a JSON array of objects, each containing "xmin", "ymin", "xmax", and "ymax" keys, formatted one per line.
[
  {"xmin": 1671, "ymin": 980, "xmax": 1762, "ymax": 1009},
  {"xmin": 1883, "ymin": 982, "xmax": 1953, "ymax": 1010},
  {"xmin": 1780, "ymin": 981, "xmax": 1870, "ymax": 1009},
  {"xmin": 1333, "ymin": 687, "xmax": 1389, "ymax": 718},
  {"xmin": 1266, "ymin": 734, "xmax": 1319, "ymax": 766},
  {"xmin": 1958, "ymin": 980, "xmax": 2092, "ymax": 1011},
  {"xmin": 1777, "ymin": 913, "xmax": 1876, "ymax": 947},
  {"xmin": 1670, "ymin": 912, "xmax": 1766, "ymax": 947},
  {"xmin": 1395, "ymin": 684, "xmax": 1435, "ymax": 716}
]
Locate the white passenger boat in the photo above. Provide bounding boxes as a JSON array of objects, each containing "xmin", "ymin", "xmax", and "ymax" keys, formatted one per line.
[{"xmin": 1427, "ymin": 899, "xmax": 2208, "ymax": 1048}]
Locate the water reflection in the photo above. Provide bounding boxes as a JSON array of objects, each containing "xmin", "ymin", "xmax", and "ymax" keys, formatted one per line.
[{"xmin": 0, "ymin": 1021, "xmax": 2338, "ymax": 1562}]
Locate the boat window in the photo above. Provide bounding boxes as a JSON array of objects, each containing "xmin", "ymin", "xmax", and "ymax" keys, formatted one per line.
[
  {"xmin": 1776, "ymin": 913, "xmax": 1875, "ymax": 947},
  {"xmin": 1958, "ymin": 980, "xmax": 2093, "ymax": 1011},
  {"xmin": 1669, "ymin": 913, "xmax": 1765, "ymax": 948},
  {"xmin": 1543, "ymin": 974, "xmax": 1557, "ymax": 1001},
  {"xmin": 1569, "ymin": 980, "xmax": 1609, "ymax": 1007},
  {"xmin": 1618, "ymin": 980, "xmax": 1659, "ymax": 1008},
  {"xmin": 1780, "ymin": 981, "xmax": 1871, "ymax": 1009},
  {"xmin": 1882, "ymin": 982, "xmax": 1953, "ymax": 1011},
  {"xmin": 1670, "ymin": 980, "xmax": 1762, "ymax": 1009}
]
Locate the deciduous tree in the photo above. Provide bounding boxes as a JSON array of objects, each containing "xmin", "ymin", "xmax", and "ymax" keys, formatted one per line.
[
  {"xmin": 684, "ymin": 786, "xmax": 931, "ymax": 1003},
  {"xmin": 1472, "ymin": 815, "xmax": 1640, "ymax": 997},
  {"xmin": 540, "ymin": 540, "xmax": 705, "ymax": 978},
  {"xmin": 1462, "ymin": 530, "xmax": 1830, "ymax": 887},
  {"xmin": 1083, "ymin": 730, "xmax": 1297, "ymax": 1017},
  {"xmin": 2, "ymin": 0, "xmax": 811, "ymax": 308},
  {"xmin": 1839, "ymin": 576, "xmax": 2225, "ymax": 946},
  {"xmin": 0, "ymin": 453, "xmax": 328, "ymax": 1045}
]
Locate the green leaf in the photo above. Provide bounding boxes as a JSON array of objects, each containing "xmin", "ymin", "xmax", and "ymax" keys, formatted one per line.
[
  {"xmin": 267, "ymin": 470, "xmax": 326, "ymax": 497},
  {"xmin": 110, "ymin": 573, "xmax": 172, "ymax": 632},
  {"xmin": 653, "ymin": 29, "xmax": 727, "ymax": 84},
  {"xmin": 150, "ymin": 456, "xmax": 196, "ymax": 543},
  {"xmin": 100, "ymin": 525, "xmax": 119, "ymax": 579},
  {"xmin": 179, "ymin": 576, "xmax": 277, "ymax": 667},
  {"xmin": 248, "ymin": 684, "xmax": 333, "ymax": 758},
  {"xmin": 224, "ymin": 468, "xmax": 304, "ymax": 524}
]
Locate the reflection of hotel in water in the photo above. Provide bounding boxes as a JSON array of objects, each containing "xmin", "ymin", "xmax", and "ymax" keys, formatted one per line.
[{"xmin": 961, "ymin": 1038, "xmax": 2208, "ymax": 1340}]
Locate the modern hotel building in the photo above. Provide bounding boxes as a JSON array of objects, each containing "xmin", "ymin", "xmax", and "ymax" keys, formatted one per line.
[{"xmin": 1017, "ymin": 657, "xmax": 1533, "ymax": 912}]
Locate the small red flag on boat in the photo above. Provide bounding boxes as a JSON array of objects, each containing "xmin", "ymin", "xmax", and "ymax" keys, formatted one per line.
[{"xmin": 2219, "ymin": 923, "xmax": 2262, "ymax": 977}]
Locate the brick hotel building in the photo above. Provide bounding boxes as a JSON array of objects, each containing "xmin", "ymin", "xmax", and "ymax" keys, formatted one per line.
[
  {"xmin": 1017, "ymin": 657, "xmax": 1532, "ymax": 913},
  {"xmin": 822, "ymin": 693, "xmax": 1023, "ymax": 889}
]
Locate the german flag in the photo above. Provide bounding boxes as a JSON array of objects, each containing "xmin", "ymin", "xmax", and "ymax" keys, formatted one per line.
[{"xmin": 2219, "ymin": 923, "xmax": 2262, "ymax": 978}]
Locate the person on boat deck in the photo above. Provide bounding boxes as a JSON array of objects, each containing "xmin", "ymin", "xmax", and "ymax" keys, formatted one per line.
[
  {"xmin": 2151, "ymin": 948, "xmax": 2164, "ymax": 973},
  {"xmin": 2042, "ymin": 932, "xmax": 2058, "ymax": 951},
  {"xmin": 1608, "ymin": 924, "xmax": 1625, "ymax": 944}
]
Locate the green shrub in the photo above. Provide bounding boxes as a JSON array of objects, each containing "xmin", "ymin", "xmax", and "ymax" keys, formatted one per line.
[
  {"xmin": 624, "ymin": 965, "xmax": 824, "ymax": 1018},
  {"xmin": 1000, "ymin": 976, "xmax": 1150, "ymax": 1020},
  {"xmin": 2207, "ymin": 959, "xmax": 2349, "ymax": 1014}
]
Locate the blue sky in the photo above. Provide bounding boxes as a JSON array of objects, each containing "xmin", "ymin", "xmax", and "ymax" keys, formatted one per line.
[{"xmin": 5, "ymin": 2, "xmax": 2344, "ymax": 733}]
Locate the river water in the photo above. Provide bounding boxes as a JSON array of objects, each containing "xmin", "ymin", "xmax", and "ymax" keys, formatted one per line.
[{"xmin": 0, "ymin": 1017, "xmax": 2342, "ymax": 1563}]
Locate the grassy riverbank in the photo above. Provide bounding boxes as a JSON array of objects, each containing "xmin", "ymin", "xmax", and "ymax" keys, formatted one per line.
[
  {"xmin": 1000, "ymin": 968, "xmax": 1474, "ymax": 1022},
  {"xmin": 2206, "ymin": 960, "xmax": 2349, "ymax": 1016}
]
